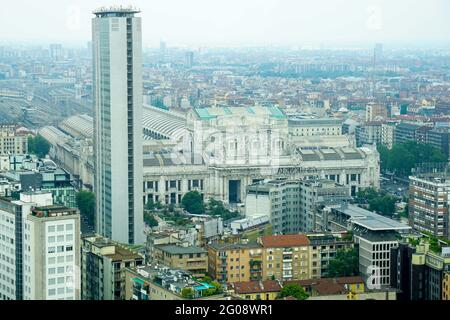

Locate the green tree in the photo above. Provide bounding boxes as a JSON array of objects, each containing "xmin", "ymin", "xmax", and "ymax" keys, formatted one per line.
[
  {"xmin": 144, "ymin": 212, "xmax": 158, "ymax": 228},
  {"xmin": 75, "ymin": 190, "xmax": 95, "ymax": 227},
  {"xmin": 181, "ymin": 191, "xmax": 205, "ymax": 215},
  {"xmin": 378, "ymin": 141, "xmax": 447, "ymax": 175},
  {"xmin": 325, "ymin": 248, "xmax": 359, "ymax": 278},
  {"xmin": 356, "ymin": 187, "xmax": 379, "ymax": 203},
  {"xmin": 28, "ymin": 135, "xmax": 50, "ymax": 158},
  {"xmin": 154, "ymin": 201, "xmax": 163, "ymax": 210},
  {"xmin": 278, "ymin": 284, "xmax": 309, "ymax": 300},
  {"xmin": 357, "ymin": 187, "xmax": 399, "ymax": 217},
  {"xmin": 181, "ymin": 287, "xmax": 194, "ymax": 299},
  {"xmin": 146, "ymin": 199, "xmax": 155, "ymax": 211},
  {"xmin": 207, "ymin": 198, "xmax": 240, "ymax": 221},
  {"xmin": 210, "ymin": 281, "xmax": 222, "ymax": 293},
  {"xmin": 369, "ymin": 194, "xmax": 397, "ymax": 216}
]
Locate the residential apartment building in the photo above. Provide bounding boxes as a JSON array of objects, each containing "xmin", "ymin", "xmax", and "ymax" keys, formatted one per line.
[
  {"xmin": 307, "ymin": 233, "xmax": 355, "ymax": 278},
  {"xmin": 152, "ymin": 245, "xmax": 208, "ymax": 277},
  {"xmin": 366, "ymin": 103, "xmax": 388, "ymax": 122},
  {"xmin": 24, "ymin": 205, "xmax": 81, "ymax": 300},
  {"xmin": 381, "ymin": 122, "xmax": 397, "ymax": 149},
  {"xmin": 245, "ymin": 178, "xmax": 349, "ymax": 234},
  {"xmin": 259, "ymin": 234, "xmax": 311, "ymax": 281},
  {"xmin": 124, "ymin": 265, "xmax": 226, "ymax": 300},
  {"xmin": 355, "ymin": 121, "xmax": 383, "ymax": 147},
  {"xmin": 393, "ymin": 123, "xmax": 450, "ymax": 158},
  {"xmin": 207, "ymin": 243, "xmax": 263, "ymax": 283},
  {"xmin": 0, "ymin": 192, "xmax": 50, "ymax": 300},
  {"xmin": 394, "ymin": 122, "xmax": 423, "ymax": 145},
  {"xmin": 245, "ymin": 179, "xmax": 300, "ymax": 234},
  {"xmin": 227, "ymin": 280, "xmax": 282, "ymax": 300},
  {"xmin": 81, "ymin": 235, "xmax": 144, "ymax": 300},
  {"xmin": 286, "ymin": 276, "xmax": 366, "ymax": 299},
  {"xmin": 0, "ymin": 191, "xmax": 80, "ymax": 300},
  {"xmin": 0, "ymin": 126, "xmax": 28, "ymax": 155},
  {"xmin": 408, "ymin": 175, "xmax": 450, "ymax": 239},
  {"xmin": 299, "ymin": 179, "xmax": 350, "ymax": 232}
]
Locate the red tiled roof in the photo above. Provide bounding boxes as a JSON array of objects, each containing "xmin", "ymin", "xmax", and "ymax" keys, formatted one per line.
[
  {"xmin": 230, "ymin": 280, "xmax": 282, "ymax": 294},
  {"xmin": 285, "ymin": 276, "xmax": 364, "ymax": 296},
  {"xmin": 261, "ymin": 234, "xmax": 310, "ymax": 248},
  {"xmin": 335, "ymin": 276, "xmax": 364, "ymax": 285}
]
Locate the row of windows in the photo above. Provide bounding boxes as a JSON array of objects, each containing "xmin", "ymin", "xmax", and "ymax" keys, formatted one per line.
[
  {"xmin": 48, "ymin": 234, "xmax": 73, "ymax": 243},
  {"xmin": 47, "ymin": 245, "xmax": 73, "ymax": 254},
  {"xmin": 47, "ymin": 224, "xmax": 73, "ymax": 233},
  {"xmin": 48, "ymin": 255, "xmax": 74, "ymax": 264},
  {"xmin": 48, "ymin": 287, "xmax": 74, "ymax": 296}
]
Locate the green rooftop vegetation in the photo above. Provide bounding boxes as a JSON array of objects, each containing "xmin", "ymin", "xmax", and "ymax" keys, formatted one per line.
[{"xmin": 420, "ymin": 231, "xmax": 450, "ymax": 254}]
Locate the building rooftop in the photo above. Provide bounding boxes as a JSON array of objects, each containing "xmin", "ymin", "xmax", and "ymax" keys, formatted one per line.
[
  {"xmin": 31, "ymin": 205, "xmax": 77, "ymax": 218},
  {"xmin": 208, "ymin": 242, "xmax": 262, "ymax": 251},
  {"xmin": 193, "ymin": 105, "xmax": 287, "ymax": 120},
  {"xmin": 288, "ymin": 117, "xmax": 342, "ymax": 126},
  {"xmin": 93, "ymin": 5, "xmax": 140, "ymax": 16},
  {"xmin": 106, "ymin": 246, "xmax": 143, "ymax": 262},
  {"xmin": 229, "ymin": 280, "xmax": 282, "ymax": 294},
  {"xmin": 261, "ymin": 234, "xmax": 310, "ymax": 248},
  {"xmin": 154, "ymin": 244, "xmax": 206, "ymax": 255},
  {"xmin": 83, "ymin": 235, "xmax": 144, "ymax": 261},
  {"xmin": 334, "ymin": 204, "xmax": 410, "ymax": 231},
  {"xmin": 286, "ymin": 276, "xmax": 364, "ymax": 296}
]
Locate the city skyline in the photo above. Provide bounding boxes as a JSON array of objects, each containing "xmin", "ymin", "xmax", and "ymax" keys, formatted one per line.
[{"xmin": 0, "ymin": 0, "xmax": 449, "ymax": 47}]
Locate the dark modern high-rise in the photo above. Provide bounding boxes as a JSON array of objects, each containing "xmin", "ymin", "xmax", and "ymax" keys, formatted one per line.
[{"xmin": 92, "ymin": 6, "xmax": 144, "ymax": 244}]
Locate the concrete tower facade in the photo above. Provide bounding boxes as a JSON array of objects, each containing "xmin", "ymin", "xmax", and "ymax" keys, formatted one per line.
[{"xmin": 92, "ymin": 6, "xmax": 144, "ymax": 244}]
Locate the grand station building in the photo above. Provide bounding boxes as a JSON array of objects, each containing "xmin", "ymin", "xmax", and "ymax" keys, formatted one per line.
[{"xmin": 39, "ymin": 105, "xmax": 380, "ymax": 206}]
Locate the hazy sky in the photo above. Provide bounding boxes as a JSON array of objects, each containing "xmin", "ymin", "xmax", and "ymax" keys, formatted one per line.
[{"xmin": 1, "ymin": 0, "xmax": 449, "ymax": 47}]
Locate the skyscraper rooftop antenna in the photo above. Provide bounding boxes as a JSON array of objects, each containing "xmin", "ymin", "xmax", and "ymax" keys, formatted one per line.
[{"xmin": 93, "ymin": 5, "xmax": 141, "ymax": 17}]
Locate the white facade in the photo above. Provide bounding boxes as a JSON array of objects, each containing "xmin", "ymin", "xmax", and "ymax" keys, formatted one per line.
[
  {"xmin": 93, "ymin": 8, "xmax": 144, "ymax": 244},
  {"xmin": 288, "ymin": 118, "xmax": 342, "ymax": 137},
  {"xmin": 381, "ymin": 122, "xmax": 397, "ymax": 149},
  {"xmin": 245, "ymin": 179, "xmax": 349, "ymax": 234},
  {"xmin": 354, "ymin": 236, "xmax": 398, "ymax": 288},
  {"xmin": 0, "ymin": 126, "xmax": 28, "ymax": 156},
  {"xmin": 0, "ymin": 191, "xmax": 80, "ymax": 300},
  {"xmin": 24, "ymin": 212, "xmax": 80, "ymax": 300}
]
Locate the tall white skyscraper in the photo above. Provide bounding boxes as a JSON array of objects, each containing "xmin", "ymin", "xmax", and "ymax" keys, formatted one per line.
[{"xmin": 92, "ymin": 6, "xmax": 144, "ymax": 245}]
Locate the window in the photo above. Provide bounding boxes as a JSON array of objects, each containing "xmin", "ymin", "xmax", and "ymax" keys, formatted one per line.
[
  {"xmin": 66, "ymin": 234, "xmax": 73, "ymax": 241},
  {"xmin": 48, "ymin": 226, "xmax": 55, "ymax": 233},
  {"xmin": 57, "ymin": 225, "xmax": 64, "ymax": 232},
  {"xmin": 66, "ymin": 224, "xmax": 73, "ymax": 231},
  {"xmin": 48, "ymin": 236, "xmax": 55, "ymax": 243},
  {"xmin": 66, "ymin": 246, "xmax": 73, "ymax": 252},
  {"xmin": 48, "ymin": 278, "xmax": 56, "ymax": 285},
  {"xmin": 48, "ymin": 247, "xmax": 56, "ymax": 254},
  {"xmin": 48, "ymin": 289, "xmax": 56, "ymax": 296},
  {"xmin": 57, "ymin": 246, "xmax": 64, "ymax": 253}
]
